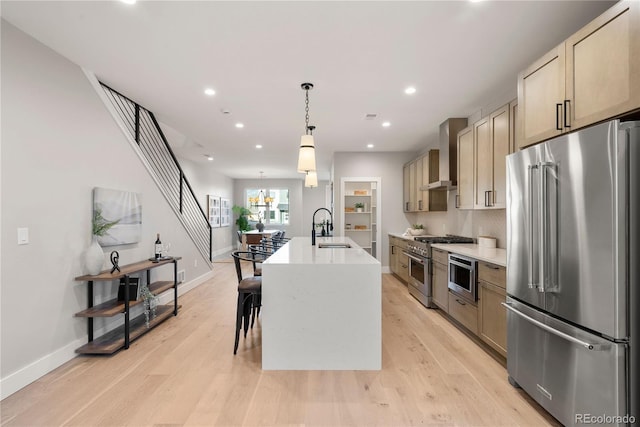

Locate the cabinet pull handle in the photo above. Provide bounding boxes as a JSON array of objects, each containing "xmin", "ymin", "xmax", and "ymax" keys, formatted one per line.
[
  {"xmin": 564, "ymin": 100, "xmax": 571, "ymax": 128},
  {"xmin": 484, "ymin": 263, "xmax": 500, "ymax": 270},
  {"xmin": 455, "ymin": 298, "xmax": 466, "ymax": 306},
  {"xmin": 455, "ymin": 194, "xmax": 460, "ymax": 208},
  {"xmin": 484, "ymin": 190, "xmax": 491, "ymax": 207},
  {"xmin": 405, "ymin": 202, "xmax": 409, "ymax": 211},
  {"xmin": 418, "ymin": 200, "xmax": 423, "ymax": 210},
  {"xmin": 556, "ymin": 103, "xmax": 563, "ymax": 131},
  {"xmin": 391, "ymin": 246, "xmax": 395, "ymax": 255}
]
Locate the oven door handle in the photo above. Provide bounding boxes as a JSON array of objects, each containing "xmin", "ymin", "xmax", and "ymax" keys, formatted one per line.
[{"xmin": 403, "ymin": 251, "xmax": 426, "ymax": 264}]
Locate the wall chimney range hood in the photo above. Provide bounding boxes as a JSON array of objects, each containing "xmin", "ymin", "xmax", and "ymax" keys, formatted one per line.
[{"xmin": 426, "ymin": 118, "xmax": 468, "ymax": 191}]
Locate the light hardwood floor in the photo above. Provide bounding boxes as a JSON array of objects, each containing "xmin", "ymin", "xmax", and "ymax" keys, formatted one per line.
[{"xmin": 1, "ymin": 261, "xmax": 558, "ymax": 426}]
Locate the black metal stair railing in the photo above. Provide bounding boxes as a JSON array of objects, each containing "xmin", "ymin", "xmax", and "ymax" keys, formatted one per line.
[{"xmin": 100, "ymin": 83, "xmax": 212, "ymax": 262}]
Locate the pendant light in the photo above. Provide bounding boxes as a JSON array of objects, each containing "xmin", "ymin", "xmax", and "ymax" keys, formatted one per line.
[
  {"xmin": 297, "ymin": 83, "xmax": 317, "ymax": 174},
  {"xmin": 305, "ymin": 171, "xmax": 318, "ymax": 188}
]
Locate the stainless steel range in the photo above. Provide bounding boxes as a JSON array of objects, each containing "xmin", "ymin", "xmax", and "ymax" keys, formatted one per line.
[{"xmin": 403, "ymin": 235, "xmax": 473, "ymax": 308}]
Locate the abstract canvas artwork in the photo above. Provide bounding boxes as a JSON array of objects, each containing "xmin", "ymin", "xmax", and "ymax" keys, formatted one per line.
[{"xmin": 93, "ymin": 187, "xmax": 142, "ymax": 246}]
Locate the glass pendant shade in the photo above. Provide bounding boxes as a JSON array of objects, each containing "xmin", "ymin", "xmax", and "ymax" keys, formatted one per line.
[
  {"xmin": 297, "ymin": 134, "xmax": 317, "ymax": 173},
  {"xmin": 305, "ymin": 171, "xmax": 318, "ymax": 188}
]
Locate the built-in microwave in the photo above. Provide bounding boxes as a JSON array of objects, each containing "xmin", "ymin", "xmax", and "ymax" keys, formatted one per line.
[{"xmin": 448, "ymin": 254, "xmax": 478, "ymax": 304}]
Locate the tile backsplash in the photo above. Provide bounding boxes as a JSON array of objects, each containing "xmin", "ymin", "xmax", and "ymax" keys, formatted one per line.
[{"xmin": 413, "ymin": 193, "xmax": 507, "ymax": 248}]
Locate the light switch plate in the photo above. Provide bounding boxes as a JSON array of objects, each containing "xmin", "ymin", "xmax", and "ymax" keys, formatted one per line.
[{"xmin": 18, "ymin": 227, "xmax": 29, "ymax": 245}]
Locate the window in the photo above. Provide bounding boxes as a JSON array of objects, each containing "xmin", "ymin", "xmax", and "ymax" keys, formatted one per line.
[{"xmin": 246, "ymin": 188, "xmax": 289, "ymax": 225}]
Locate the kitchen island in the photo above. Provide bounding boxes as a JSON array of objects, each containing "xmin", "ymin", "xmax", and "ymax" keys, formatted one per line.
[{"xmin": 261, "ymin": 236, "xmax": 381, "ymax": 370}]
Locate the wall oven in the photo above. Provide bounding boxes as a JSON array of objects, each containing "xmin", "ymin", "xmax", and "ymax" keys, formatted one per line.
[{"xmin": 448, "ymin": 253, "xmax": 478, "ymax": 304}]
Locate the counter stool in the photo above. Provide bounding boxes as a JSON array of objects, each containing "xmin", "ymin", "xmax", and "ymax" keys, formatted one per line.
[{"xmin": 231, "ymin": 251, "xmax": 266, "ymax": 354}]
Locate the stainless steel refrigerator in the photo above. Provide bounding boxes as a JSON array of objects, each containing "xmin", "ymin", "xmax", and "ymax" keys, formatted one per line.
[{"xmin": 505, "ymin": 119, "xmax": 638, "ymax": 426}]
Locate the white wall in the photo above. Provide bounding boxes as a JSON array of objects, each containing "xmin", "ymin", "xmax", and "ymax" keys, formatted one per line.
[
  {"xmin": 0, "ymin": 21, "xmax": 212, "ymax": 398},
  {"xmin": 332, "ymin": 152, "xmax": 416, "ymax": 268},
  {"xmin": 179, "ymin": 159, "xmax": 235, "ymax": 257}
]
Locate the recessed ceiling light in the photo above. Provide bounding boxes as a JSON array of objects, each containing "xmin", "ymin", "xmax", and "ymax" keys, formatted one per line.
[
  {"xmin": 204, "ymin": 88, "xmax": 215, "ymax": 96},
  {"xmin": 255, "ymin": 144, "xmax": 263, "ymax": 149},
  {"xmin": 367, "ymin": 144, "xmax": 374, "ymax": 149},
  {"xmin": 205, "ymin": 155, "xmax": 214, "ymax": 161},
  {"xmin": 404, "ymin": 87, "xmax": 416, "ymax": 95},
  {"xmin": 382, "ymin": 121, "xmax": 391, "ymax": 128},
  {"xmin": 235, "ymin": 123, "xmax": 244, "ymax": 128},
  {"xmin": 121, "ymin": 0, "xmax": 136, "ymax": 4}
]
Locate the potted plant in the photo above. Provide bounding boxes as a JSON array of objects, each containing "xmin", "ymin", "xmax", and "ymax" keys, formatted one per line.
[
  {"xmin": 408, "ymin": 223, "xmax": 426, "ymax": 236},
  {"xmin": 232, "ymin": 205, "xmax": 252, "ymax": 232},
  {"xmin": 355, "ymin": 202, "xmax": 365, "ymax": 213},
  {"xmin": 85, "ymin": 208, "xmax": 120, "ymax": 275}
]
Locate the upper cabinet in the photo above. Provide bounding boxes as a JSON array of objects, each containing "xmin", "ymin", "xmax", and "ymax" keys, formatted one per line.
[
  {"xmin": 518, "ymin": 0, "xmax": 640, "ymax": 148},
  {"xmin": 456, "ymin": 126, "xmax": 474, "ymax": 210},
  {"xmin": 458, "ymin": 102, "xmax": 512, "ymax": 210},
  {"xmin": 403, "ymin": 150, "xmax": 446, "ymax": 213}
]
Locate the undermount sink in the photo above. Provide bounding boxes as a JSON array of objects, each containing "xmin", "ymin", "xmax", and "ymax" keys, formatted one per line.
[{"xmin": 318, "ymin": 243, "xmax": 351, "ymax": 248}]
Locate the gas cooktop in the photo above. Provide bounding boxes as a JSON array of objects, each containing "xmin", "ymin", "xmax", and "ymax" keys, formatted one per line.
[{"xmin": 413, "ymin": 235, "xmax": 474, "ymax": 244}]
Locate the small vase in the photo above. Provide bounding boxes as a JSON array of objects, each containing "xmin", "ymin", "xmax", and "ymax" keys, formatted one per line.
[
  {"xmin": 256, "ymin": 221, "xmax": 264, "ymax": 232},
  {"xmin": 84, "ymin": 236, "xmax": 104, "ymax": 275}
]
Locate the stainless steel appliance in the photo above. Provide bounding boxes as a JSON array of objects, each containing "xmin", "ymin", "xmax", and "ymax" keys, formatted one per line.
[
  {"xmin": 448, "ymin": 253, "xmax": 477, "ymax": 304},
  {"xmin": 505, "ymin": 119, "xmax": 639, "ymax": 426},
  {"xmin": 404, "ymin": 235, "xmax": 473, "ymax": 308}
]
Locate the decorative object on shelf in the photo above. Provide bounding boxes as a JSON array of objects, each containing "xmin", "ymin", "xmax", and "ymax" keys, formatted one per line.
[
  {"xmin": 345, "ymin": 207, "xmax": 355, "ymax": 212},
  {"xmin": 84, "ymin": 204, "xmax": 121, "ymax": 275},
  {"xmin": 117, "ymin": 277, "xmax": 139, "ymax": 301},
  {"xmin": 354, "ymin": 190, "xmax": 368, "ymax": 195},
  {"xmin": 305, "ymin": 170, "xmax": 318, "ymax": 188},
  {"xmin": 354, "ymin": 225, "xmax": 367, "ymax": 230},
  {"xmin": 139, "ymin": 283, "xmax": 159, "ymax": 328},
  {"xmin": 355, "ymin": 202, "xmax": 365, "ymax": 213},
  {"xmin": 232, "ymin": 205, "xmax": 252, "ymax": 232},
  {"xmin": 256, "ymin": 218, "xmax": 265, "ymax": 232},
  {"xmin": 346, "ymin": 223, "xmax": 352, "ymax": 230},
  {"xmin": 92, "ymin": 187, "xmax": 141, "ymax": 246},
  {"xmin": 84, "ymin": 236, "xmax": 105, "ymax": 276},
  {"xmin": 297, "ymin": 82, "xmax": 317, "ymax": 174},
  {"xmin": 110, "ymin": 251, "xmax": 120, "ymax": 274}
]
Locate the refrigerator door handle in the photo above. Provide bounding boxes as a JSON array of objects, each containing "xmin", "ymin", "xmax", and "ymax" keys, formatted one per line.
[
  {"xmin": 527, "ymin": 164, "xmax": 538, "ymax": 289},
  {"xmin": 539, "ymin": 161, "xmax": 557, "ymax": 293},
  {"xmin": 502, "ymin": 302, "xmax": 609, "ymax": 351}
]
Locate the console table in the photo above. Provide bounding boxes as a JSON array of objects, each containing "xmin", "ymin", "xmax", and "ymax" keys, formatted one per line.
[{"xmin": 74, "ymin": 257, "xmax": 181, "ymax": 354}]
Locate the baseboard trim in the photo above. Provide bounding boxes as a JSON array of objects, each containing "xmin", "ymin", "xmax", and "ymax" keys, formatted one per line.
[
  {"xmin": 0, "ymin": 271, "xmax": 214, "ymax": 400},
  {"xmin": 381, "ymin": 266, "xmax": 391, "ymax": 274}
]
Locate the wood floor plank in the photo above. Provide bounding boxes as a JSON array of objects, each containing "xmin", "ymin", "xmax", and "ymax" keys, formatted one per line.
[{"xmin": 0, "ymin": 263, "xmax": 557, "ymax": 426}]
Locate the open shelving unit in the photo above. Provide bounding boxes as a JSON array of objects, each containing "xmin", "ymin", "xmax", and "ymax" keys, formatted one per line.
[
  {"xmin": 340, "ymin": 177, "xmax": 382, "ymax": 260},
  {"xmin": 74, "ymin": 257, "xmax": 181, "ymax": 355}
]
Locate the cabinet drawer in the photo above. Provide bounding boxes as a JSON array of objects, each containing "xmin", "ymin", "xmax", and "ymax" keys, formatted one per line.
[
  {"xmin": 478, "ymin": 262, "xmax": 506, "ymax": 289},
  {"xmin": 448, "ymin": 292, "xmax": 478, "ymax": 335},
  {"xmin": 478, "ymin": 281, "xmax": 507, "ymax": 357},
  {"xmin": 432, "ymin": 248, "xmax": 448, "ymax": 265}
]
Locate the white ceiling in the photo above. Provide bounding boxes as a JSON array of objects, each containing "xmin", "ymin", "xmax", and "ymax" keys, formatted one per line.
[{"xmin": 1, "ymin": 0, "xmax": 614, "ymax": 181}]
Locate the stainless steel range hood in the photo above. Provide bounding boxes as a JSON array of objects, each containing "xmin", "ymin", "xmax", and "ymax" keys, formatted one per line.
[{"xmin": 425, "ymin": 118, "xmax": 468, "ymax": 191}]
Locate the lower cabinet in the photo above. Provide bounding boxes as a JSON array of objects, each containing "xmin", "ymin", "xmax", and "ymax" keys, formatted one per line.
[
  {"xmin": 477, "ymin": 262, "xmax": 507, "ymax": 357},
  {"xmin": 389, "ymin": 236, "xmax": 409, "ymax": 284},
  {"xmin": 448, "ymin": 292, "xmax": 478, "ymax": 335},
  {"xmin": 431, "ymin": 249, "xmax": 449, "ymax": 312}
]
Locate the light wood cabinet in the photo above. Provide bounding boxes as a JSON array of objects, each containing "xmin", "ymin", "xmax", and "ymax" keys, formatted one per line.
[
  {"xmin": 509, "ymin": 100, "xmax": 518, "ymax": 153},
  {"xmin": 473, "ymin": 117, "xmax": 491, "ymax": 209},
  {"xmin": 477, "ymin": 262, "xmax": 507, "ymax": 357},
  {"xmin": 448, "ymin": 291, "xmax": 478, "ymax": 335},
  {"xmin": 403, "ymin": 151, "xmax": 446, "ymax": 213},
  {"xmin": 431, "ymin": 249, "xmax": 449, "ymax": 313},
  {"xmin": 518, "ymin": 1, "xmax": 640, "ymax": 148},
  {"xmin": 489, "ymin": 105, "xmax": 509, "ymax": 209},
  {"xmin": 456, "ymin": 126, "xmax": 474, "ymax": 210},
  {"xmin": 389, "ymin": 236, "xmax": 409, "ymax": 283}
]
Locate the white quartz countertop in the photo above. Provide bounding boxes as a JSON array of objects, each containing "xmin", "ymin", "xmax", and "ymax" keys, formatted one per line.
[
  {"xmin": 431, "ymin": 243, "xmax": 507, "ymax": 267},
  {"xmin": 264, "ymin": 236, "xmax": 380, "ymax": 265},
  {"xmin": 388, "ymin": 232, "xmax": 417, "ymax": 241}
]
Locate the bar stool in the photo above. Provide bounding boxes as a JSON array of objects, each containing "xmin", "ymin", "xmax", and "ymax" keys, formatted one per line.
[{"xmin": 231, "ymin": 250, "xmax": 266, "ymax": 354}]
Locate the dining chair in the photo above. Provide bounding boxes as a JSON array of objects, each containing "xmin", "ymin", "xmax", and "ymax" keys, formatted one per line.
[{"xmin": 231, "ymin": 251, "xmax": 266, "ymax": 354}]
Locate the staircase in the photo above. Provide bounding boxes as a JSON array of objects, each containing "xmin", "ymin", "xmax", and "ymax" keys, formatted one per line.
[{"xmin": 99, "ymin": 83, "xmax": 212, "ymax": 263}]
